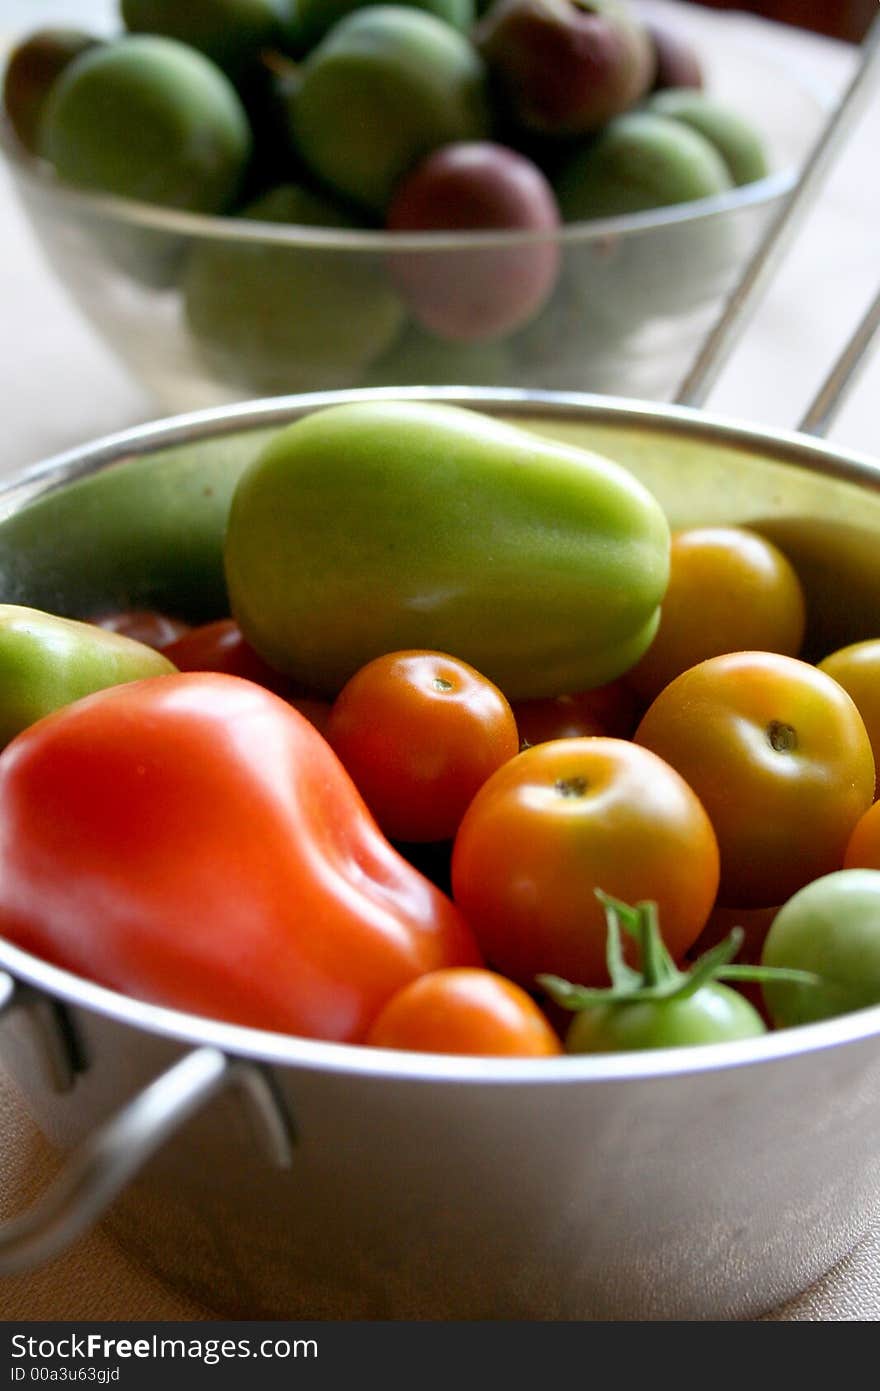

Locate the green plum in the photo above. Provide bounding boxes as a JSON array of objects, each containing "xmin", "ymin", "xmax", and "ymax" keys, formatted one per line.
[
  {"xmin": 2, "ymin": 27, "xmax": 100, "ymax": 154},
  {"xmin": 121, "ymin": 0, "xmax": 291, "ymax": 84},
  {"xmin": 288, "ymin": 6, "xmax": 490, "ymax": 213},
  {"xmin": 291, "ymin": 0, "xmax": 474, "ymax": 56},
  {"xmin": 649, "ymin": 89, "xmax": 769, "ymax": 187},
  {"xmin": 555, "ymin": 110, "xmax": 732, "ymax": 222},
  {"xmin": 183, "ymin": 183, "xmax": 405, "ymax": 394},
  {"xmin": 38, "ymin": 36, "xmax": 252, "ymax": 213}
]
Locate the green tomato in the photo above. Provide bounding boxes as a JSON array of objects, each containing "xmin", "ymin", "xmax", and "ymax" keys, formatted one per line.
[
  {"xmin": 762, "ymin": 869, "xmax": 880, "ymax": 1027},
  {"xmin": 224, "ymin": 399, "xmax": 670, "ymax": 699},
  {"xmin": 565, "ymin": 983, "xmax": 766, "ymax": 1053}
]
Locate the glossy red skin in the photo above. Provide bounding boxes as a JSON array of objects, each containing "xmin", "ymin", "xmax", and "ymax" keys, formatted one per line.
[
  {"xmin": 0, "ymin": 672, "xmax": 480, "ymax": 1042},
  {"xmin": 89, "ymin": 607, "xmax": 191, "ymax": 650},
  {"xmin": 386, "ymin": 142, "xmax": 560, "ymax": 342},
  {"xmin": 512, "ymin": 681, "xmax": 641, "ymax": 746},
  {"xmin": 365, "ymin": 967, "xmax": 562, "ymax": 1056},
  {"xmin": 327, "ymin": 649, "xmax": 520, "ymax": 842},
  {"xmin": 164, "ymin": 617, "xmax": 300, "ymax": 696}
]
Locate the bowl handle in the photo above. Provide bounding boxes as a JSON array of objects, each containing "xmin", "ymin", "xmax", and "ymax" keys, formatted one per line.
[{"xmin": 0, "ymin": 974, "xmax": 295, "ymax": 1276}]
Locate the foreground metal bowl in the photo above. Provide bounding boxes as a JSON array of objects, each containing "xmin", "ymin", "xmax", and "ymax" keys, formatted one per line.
[{"xmin": 2, "ymin": 387, "xmax": 880, "ymax": 1321}]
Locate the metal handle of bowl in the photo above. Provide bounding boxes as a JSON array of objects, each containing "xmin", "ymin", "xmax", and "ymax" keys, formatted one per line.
[
  {"xmin": 676, "ymin": 11, "xmax": 880, "ymax": 415},
  {"xmin": 0, "ymin": 980, "xmax": 295, "ymax": 1276}
]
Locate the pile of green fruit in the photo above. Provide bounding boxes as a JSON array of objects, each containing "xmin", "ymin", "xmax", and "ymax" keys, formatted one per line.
[{"xmin": 2, "ymin": 0, "xmax": 770, "ymax": 394}]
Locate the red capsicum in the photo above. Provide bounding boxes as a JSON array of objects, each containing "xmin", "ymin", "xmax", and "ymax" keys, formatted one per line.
[{"xmin": 0, "ymin": 672, "xmax": 480, "ymax": 1041}]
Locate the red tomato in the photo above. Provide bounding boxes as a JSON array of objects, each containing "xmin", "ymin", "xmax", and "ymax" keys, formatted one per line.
[
  {"xmin": 326, "ymin": 650, "xmax": 520, "ymax": 842},
  {"xmin": 89, "ymin": 607, "xmax": 190, "ymax": 650},
  {"xmin": 164, "ymin": 618, "xmax": 298, "ymax": 696},
  {"xmin": 0, "ymin": 673, "xmax": 480, "ymax": 1042},
  {"xmin": 365, "ymin": 968, "xmax": 562, "ymax": 1056},
  {"xmin": 512, "ymin": 681, "xmax": 641, "ymax": 746},
  {"xmin": 635, "ymin": 651, "xmax": 875, "ymax": 907},
  {"xmin": 451, "ymin": 737, "xmax": 720, "ymax": 988},
  {"xmin": 626, "ymin": 527, "xmax": 806, "ymax": 704}
]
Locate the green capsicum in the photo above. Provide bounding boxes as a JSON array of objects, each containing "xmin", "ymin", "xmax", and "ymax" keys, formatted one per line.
[{"xmin": 224, "ymin": 400, "xmax": 671, "ymax": 700}]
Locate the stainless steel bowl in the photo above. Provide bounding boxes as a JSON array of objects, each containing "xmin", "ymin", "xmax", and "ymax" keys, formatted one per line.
[{"xmin": 3, "ymin": 387, "xmax": 880, "ymax": 1320}]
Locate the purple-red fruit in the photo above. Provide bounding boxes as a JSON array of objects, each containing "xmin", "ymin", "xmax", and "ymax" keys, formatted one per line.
[
  {"xmin": 647, "ymin": 20, "xmax": 704, "ymax": 92},
  {"xmin": 2, "ymin": 28, "xmax": 100, "ymax": 153},
  {"xmin": 387, "ymin": 141, "xmax": 561, "ymax": 342},
  {"xmin": 475, "ymin": 0, "xmax": 655, "ymax": 135}
]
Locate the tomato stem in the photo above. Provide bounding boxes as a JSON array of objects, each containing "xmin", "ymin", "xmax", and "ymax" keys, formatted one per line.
[{"xmin": 537, "ymin": 891, "xmax": 820, "ymax": 1010}]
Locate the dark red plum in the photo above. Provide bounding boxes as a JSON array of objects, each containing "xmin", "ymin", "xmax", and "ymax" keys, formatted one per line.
[
  {"xmin": 475, "ymin": 0, "xmax": 655, "ymax": 135},
  {"xmin": 2, "ymin": 28, "xmax": 100, "ymax": 154},
  {"xmin": 387, "ymin": 141, "xmax": 561, "ymax": 341}
]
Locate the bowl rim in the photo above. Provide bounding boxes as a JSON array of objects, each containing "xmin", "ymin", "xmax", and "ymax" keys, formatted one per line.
[
  {"xmin": 3, "ymin": 383, "xmax": 880, "ymax": 1086},
  {"xmin": 0, "ymin": 15, "xmax": 833, "ymax": 255}
]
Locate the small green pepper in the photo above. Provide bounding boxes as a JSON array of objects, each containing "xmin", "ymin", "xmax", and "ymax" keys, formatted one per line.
[
  {"xmin": 224, "ymin": 400, "xmax": 671, "ymax": 699},
  {"xmin": 0, "ymin": 604, "xmax": 177, "ymax": 747}
]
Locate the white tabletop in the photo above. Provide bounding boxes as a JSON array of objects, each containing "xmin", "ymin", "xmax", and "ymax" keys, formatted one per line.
[{"xmin": 1, "ymin": 0, "xmax": 880, "ymax": 1324}]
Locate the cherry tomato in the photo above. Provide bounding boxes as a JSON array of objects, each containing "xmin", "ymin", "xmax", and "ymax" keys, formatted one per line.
[
  {"xmin": 89, "ymin": 607, "xmax": 190, "ymax": 650},
  {"xmin": 565, "ymin": 985, "xmax": 765, "ymax": 1052},
  {"xmin": 365, "ymin": 968, "xmax": 562, "ymax": 1056},
  {"xmin": 635, "ymin": 651, "xmax": 875, "ymax": 908},
  {"xmin": 451, "ymin": 737, "xmax": 720, "ymax": 988},
  {"xmin": 844, "ymin": 797, "xmax": 880, "ymax": 869},
  {"xmin": 761, "ymin": 869, "xmax": 880, "ymax": 1027},
  {"xmin": 512, "ymin": 681, "xmax": 641, "ymax": 747},
  {"xmin": 164, "ymin": 617, "xmax": 297, "ymax": 696},
  {"xmin": 626, "ymin": 526, "xmax": 806, "ymax": 704},
  {"xmin": 819, "ymin": 639, "xmax": 880, "ymax": 781},
  {"xmin": 326, "ymin": 650, "xmax": 520, "ymax": 843}
]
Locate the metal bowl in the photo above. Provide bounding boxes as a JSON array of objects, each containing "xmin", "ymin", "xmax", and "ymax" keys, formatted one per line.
[{"xmin": 2, "ymin": 387, "xmax": 880, "ymax": 1321}]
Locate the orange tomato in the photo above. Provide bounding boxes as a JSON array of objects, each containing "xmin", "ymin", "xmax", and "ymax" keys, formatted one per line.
[
  {"xmin": 451, "ymin": 737, "xmax": 720, "ymax": 989},
  {"xmin": 844, "ymin": 799, "xmax": 880, "ymax": 870},
  {"xmin": 327, "ymin": 650, "xmax": 519, "ymax": 843},
  {"xmin": 365, "ymin": 968, "xmax": 562, "ymax": 1056},
  {"xmin": 635, "ymin": 651, "xmax": 875, "ymax": 907},
  {"xmin": 819, "ymin": 639, "xmax": 880, "ymax": 784},
  {"xmin": 626, "ymin": 526, "xmax": 806, "ymax": 704}
]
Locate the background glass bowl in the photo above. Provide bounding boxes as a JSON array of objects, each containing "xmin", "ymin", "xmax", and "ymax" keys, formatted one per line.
[{"xmin": 2, "ymin": 28, "xmax": 829, "ymax": 414}]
